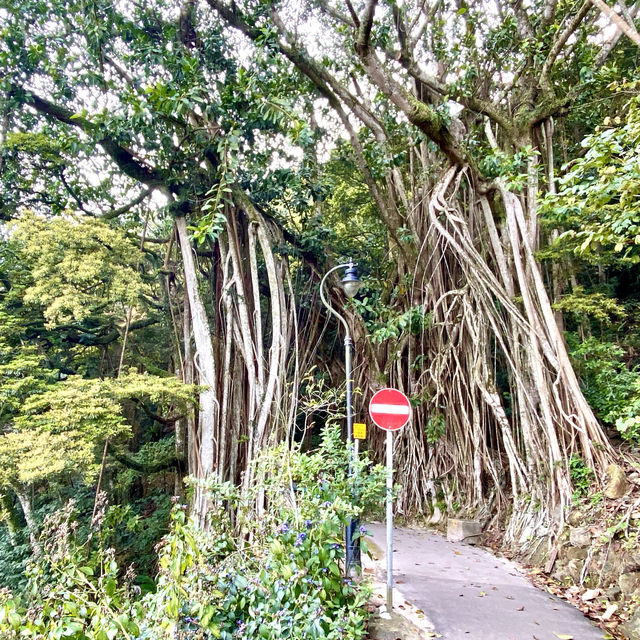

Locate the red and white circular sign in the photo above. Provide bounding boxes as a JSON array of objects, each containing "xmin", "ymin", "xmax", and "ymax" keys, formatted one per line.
[{"xmin": 369, "ymin": 388, "xmax": 411, "ymax": 431}]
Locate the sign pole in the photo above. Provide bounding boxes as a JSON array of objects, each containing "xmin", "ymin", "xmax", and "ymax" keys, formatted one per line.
[
  {"xmin": 368, "ymin": 387, "xmax": 411, "ymax": 614},
  {"xmin": 386, "ymin": 429, "xmax": 393, "ymax": 611}
]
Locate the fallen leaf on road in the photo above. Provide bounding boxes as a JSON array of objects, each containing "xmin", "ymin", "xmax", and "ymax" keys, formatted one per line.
[
  {"xmin": 553, "ymin": 634, "xmax": 573, "ymax": 639},
  {"xmin": 517, "ymin": 606, "xmax": 524, "ymax": 611},
  {"xmin": 478, "ymin": 591, "xmax": 487, "ymax": 597}
]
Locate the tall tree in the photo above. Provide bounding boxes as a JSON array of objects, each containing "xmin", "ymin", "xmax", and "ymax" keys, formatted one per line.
[
  {"xmin": 0, "ymin": 0, "xmax": 309, "ymax": 526},
  {"xmin": 205, "ymin": 0, "xmax": 628, "ymax": 537}
]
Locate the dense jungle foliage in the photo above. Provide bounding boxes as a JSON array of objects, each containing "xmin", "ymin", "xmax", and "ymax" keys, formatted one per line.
[{"xmin": 3, "ymin": 0, "xmax": 640, "ymax": 636}]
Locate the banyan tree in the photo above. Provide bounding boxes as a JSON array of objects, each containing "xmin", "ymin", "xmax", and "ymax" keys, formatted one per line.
[{"xmin": 2, "ymin": 0, "xmax": 635, "ymax": 539}]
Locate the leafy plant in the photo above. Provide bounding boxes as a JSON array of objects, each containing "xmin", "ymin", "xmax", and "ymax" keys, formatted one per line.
[
  {"xmin": 425, "ymin": 413, "xmax": 446, "ymax": 444},
  {"xmin": 142, "ymin": 423, "xmax": 386, "ymax": 639},
  {"xmin": 569, "ymin": 455, "xmax": 594, "ymax": 502},
  {"xmin": 542, "ymin": 87, "xmax": 640, "ymax": 263},
  {"xmin": 0, "ymin": 499, "xmax": 141, "ymax": 639},
  {"xmin": 0, "ymin": 426, "xmax": 385, "ymax": 639},
  {"xmin": 569, "ymin": 337, "xmax": 639, "ymax": 427}
]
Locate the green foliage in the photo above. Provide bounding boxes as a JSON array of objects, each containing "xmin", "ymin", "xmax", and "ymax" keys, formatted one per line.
[
  {"xmin": 0, "ymin": 500, "xmax": 142, "ymax": 639},
  {"xmin": 354, "ymin": 295, "xmax": 431, "ymax": 345},
  {"xmin": 569, "ymin": 455, "xmax": 594, "ymax": 503},
  {"xmin": 12, "ymin": 213, "xmax": 149, "ymax": 327},
  {"xmin": 552, "ymin": 287, "xmax": 626, "ymax": 325},
  {"xmin": 425, "ymin": 413, "xmax": 446, "ymax": 444},
  {"xmin": 542, "ymin": 89, "xmax": 640, "ymax": 263},
  {"xmin": 0, "ymin": 527, "xmax": 31, "ymax": 592},
  {"xmin": 478, "ymin": 146, "xmax": 538, "ymax": 190},
  {"xmin": 102, "ymin": 492, "xmax": 174, "ymax": 581},
  {"xmin": 610, "ymin": 379, "xmax": 640, "ymax": 443},
  {"xmin": 569, "ymin": 337, "xmax": 639, "ymax": 431},
  {"xmin": 0, "ymin": 368, "xmax": 196, "ymax": 487},
  {"xmin": 143, "ymin": 426, "xmax": 385, "ymax": 640},
  {"xmin": 0, "ymin": 428, "xmax": 384, "ymax": 639}
]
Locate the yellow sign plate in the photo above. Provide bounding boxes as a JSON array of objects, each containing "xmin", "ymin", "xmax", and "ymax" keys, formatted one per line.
[{"xmin": 353, "ymin": 422, "xmax": 366, "ymax": 440}]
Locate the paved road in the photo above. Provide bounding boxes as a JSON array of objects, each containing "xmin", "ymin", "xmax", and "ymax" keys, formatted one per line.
[{"xmin": 365, "ymin": 523, "xmax": 607, "ymax": 640}]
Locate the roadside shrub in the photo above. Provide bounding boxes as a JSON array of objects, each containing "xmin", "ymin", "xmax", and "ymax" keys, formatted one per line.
[
  {"xmin": 0, "ymin": 424, "xmax": 385, "ymax": 640},
  {"xmin": 0, "ymin": 499, "xmax": 141, "ymax": 639},
  {"xmin": 142, "ymin": 422, "xmax": 386, "ymax": 639}
]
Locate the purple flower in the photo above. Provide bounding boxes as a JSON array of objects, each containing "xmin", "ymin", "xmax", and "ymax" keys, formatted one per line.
[
  {"xmin": 279, "ymin": 522, "xmax": 290, "ymax": 534},
  {"xmin": 295, "ymin": 532, "xmax": 307, "ymax": 547},
  {"xmin": 322, "ymin": 501, "xmax": 331, "ymax": 508},
  {"xmin": 359, "ymin": 525, "xmax": 367, "ymax": 534},
  {"xmin": 305, "ymin": 519, "xmax": 313, "ymax": 529}
]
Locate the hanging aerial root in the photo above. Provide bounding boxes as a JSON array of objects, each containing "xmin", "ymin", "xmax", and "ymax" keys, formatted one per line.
[{"xmin": 377, "ymin": 166, "xmax": 618, "ymax": 538}]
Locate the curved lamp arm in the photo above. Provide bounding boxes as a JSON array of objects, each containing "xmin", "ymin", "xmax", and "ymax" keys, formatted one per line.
[{"xmin": 319, "ymin": 263, "xmax": 352, "ymax": 339}]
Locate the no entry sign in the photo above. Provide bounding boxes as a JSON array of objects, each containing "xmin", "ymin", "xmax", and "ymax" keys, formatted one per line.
[
  {"xmin": 369, "ymin": 387, "xmax": 411, "ymax": 611},
  {"xmin": 369, "ymin": 388, "xmax": 411, "ymax": 431}
]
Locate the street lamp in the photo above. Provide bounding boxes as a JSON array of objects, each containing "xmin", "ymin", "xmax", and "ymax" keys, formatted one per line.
[{"xmin": 319, "ymin": 260, "xmax": 363, "ymax": 576}]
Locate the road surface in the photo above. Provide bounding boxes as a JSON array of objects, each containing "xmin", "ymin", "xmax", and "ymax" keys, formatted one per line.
[{"xmin": 364, "ymin": 523, "xmax": 607, "ymax": 640}]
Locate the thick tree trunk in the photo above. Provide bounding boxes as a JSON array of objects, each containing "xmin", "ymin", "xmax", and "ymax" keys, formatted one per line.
[
  {"xmin": 175, "ymin": 214, "xmax": 216, "ymax": 527},
  {"xmin": 0, "ymin": 492, "xmax": 20, "ymax": 546}
]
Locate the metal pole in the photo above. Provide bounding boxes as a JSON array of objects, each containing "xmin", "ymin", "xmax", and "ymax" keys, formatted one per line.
[
  {"xmin": 344, "ymin": 335, "xmax": 360, "ymax": 575},
  {"xmin": 386, "ymin": 430, "xmax": 393, "ymax": 610},
  {"xmin": 319, "ymin": 264, "xmax": 361, "ymax": 576},
  {"xmin": 345, "ymin": 336, "xmax": 353, "ymax": 452}
]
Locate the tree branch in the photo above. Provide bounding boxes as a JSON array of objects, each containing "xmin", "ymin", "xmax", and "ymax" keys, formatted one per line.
[
  {"xmin": 594, "ymin": 2, "xmax": 640, "ymax": 65},
  {"xmin": 135, "ymin": 400, "xmax": 185, "ymax": 426},
  {"xmin": 315, "ymin": 0, "xmax": 354, "ymax": 27},
  {"xmin": 344, "ymin": 0, "xmax": 361, "ymax": 27},
  {"xmin": 589, "ymin": 0, "xmax": 640, "ymax": 46},
  {"xmin": 15, "ymin": 86, "xmax": 168, "ymax": 189},
  {"xmin": 355, "ymin": 0, "xmax": 378, "ymax": 56},
  {"xmin": 58, "ymin": 167, "xmax": 92, "ymax": 214},
  {"xmin": 102, "ymin": 187, "xmax": 153, "ymax": 219},
  {"xmin": 63, "ymin": 317, "xmax": 159, "ymax": 346},
  {"xmin": 540, "ymin": 1, "xmax": 593, "ymax": 93},
  {"xmin": 109, "ymin": 444, "xmax": 181, "ymax": 473},
  {"xmin": 205, "ymin": 0, "xmax": 387, "ymax": 140}
]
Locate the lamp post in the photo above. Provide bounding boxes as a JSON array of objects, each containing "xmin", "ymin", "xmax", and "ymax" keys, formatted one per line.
[{"xmin": 319, "ymin": 260, "xmax": 363, "ymax": 576}]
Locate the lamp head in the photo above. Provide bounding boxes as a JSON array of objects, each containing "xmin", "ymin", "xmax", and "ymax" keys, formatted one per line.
[{"xmin": 341, "ymin": 262, "xmax": 362, "ymax": 298}]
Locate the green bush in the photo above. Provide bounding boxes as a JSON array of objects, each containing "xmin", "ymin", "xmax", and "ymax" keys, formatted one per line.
[
  {"xmin": 569, "ymin": 455, "xmax": 595, "ymax": 502},
  {"xmin": 141, "ymin": 423, "xmax": 386, "ymax": 639},
  {"xmin": 0, "ymin": 499, "xmax": 141, "ymax": 639},
  {"xmin": 0, "ymin": 424, "xmax": 386, "ymax": 639},
  {"xmin": 569, "ymin": 336, "xmax": 640, "ymax": 444}
]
